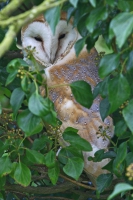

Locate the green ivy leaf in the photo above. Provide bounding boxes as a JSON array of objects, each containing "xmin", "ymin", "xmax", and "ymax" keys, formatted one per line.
[
  {"xmin": 128, "ymin": 136, "xmax": 133, "ymax": 153},
  {"xmin": 109, "ymin": 12, "xmax": 133, "ymax": 48},
  {"xmin": 26, "ymin": 149, "xmax": 45, "ymax": 164},
  {"xmin": 6, "ymin": 58, "xmax": 29, "ymax": 73},
  {"xmin": 44, "ymin": 6, "xmax": 60, "ymax": 34},
  {"xmin": 0, "ymin": 140, "xmax": 9, "ymax": 157},
  {"xmin": 102, "ymin": 160, "xmax": 114, "ymax": 173},
  {"xmin": 108, "ymin": 74, "xmax": 130, "ymax": 113},
  {"xmin": 74, "ymin": 38, "xmax": 86, "ymax": 56},
  {"xmin": 97, "ymin": 173, "xmax": 113, "ymax": 193},
  {"xmin": 73, "ymin": 4, "xmax": 89, "ymax": 27},
  {"xmin": 95, "ymin": 35, "xmax": 113, "ymax": 54},
  {"xmin": 86, "ymin": 37, "xmax": 96, "ymax": 52},
  {"xmin": 0, "ymin": 176, "xmax": 6, "ymax": 189},
  {"xmin": 115, "ymin": 120, "xmax": 127, "ymax": 137},
  {"xmin": 122, "ymin": 99, "xmax": 133, "ymax": 132},
  {"xmin": 100, "ymin": 97, "xmax": 110, "ymax": 121},
  {"xmin": 48, "ymin": 161, "xmax": 60, "ymax": 185},
  {"xmin": 99, "ymin": 76, "xmax": 110, "ymax": 98},
  {"xmin": 107, "ymin": 183, "xmax": 133, "ymax": 200},
  {"xmin": 45, "ymin": 150, "xmax": 56, "ymax": 168},
  {"xmin": 21, "ymin": 75, "xmax": 30, "ymax": 93},
  {"xmin": 89, "ymin": 0, "xmax": 96, "ymax": 7},
  {"xmin": 86, "ymin": 6, "xmax": 108, "ymax": 33},
  {"xmin": 126, "ymin": 152, "xmax": 133, "ymax": 167},
  {"xmin": 0, "ymin": 192, "xmax": 4, "ymax": 200},
  {"xmin": 13, "ymin": 162, "xmax": 31, "ymax": 187},
  {"xmin": 5, "ymin": 70, "xmax": 18, "ymax": 86},
  {"xmin": 63, "ymin": 157, "xmax": 84, "ymax": 180},
  {"xmin": 43, "ymin": 110, "xmax": 57, "ymax": 127},
  {"xmin": 106, "ymin": 0, "xmax": 117, "ymax": 7},
  {"xmin": 70, "ymin": 80, "xmax": 93, "ymax": 109},
  {"xmin": 93, "ymin": 82, "xmax": 101, "ymax": 99},
  {"xmin": 28, "ymin": 92, "xmax": 49, "ymax": 117},
  {"xmin": 17, "ymin": 109, "xmax": 43, "ymax": 136},
  {"xmin": 77, "ymin": 14, "xmax": 88, "ymax": 37},
  {"xmin": 88, "ymin": 149, "xmax": 105, "ymax": 161},
  {"xmin": 118, "ymin": 0, "xmax": 130, "ymax": 11},
  {"xmin": 99, "ymin": 53, "xmax": 120, "ymax": 78},
  {"xmin": 113, "ymin": 142, "xmax": 127, "ymax": 172},
  {"xmin": 69, "ymin": 0, "xmax": 78, "ymax": 7},
  {"xmin": 42, "ymin": 98, "xmax": 57, "ymax": 127},
  {"xmin": 89, "ymin": 149, "xmax": 116, "ymax": 162},
  {"xmin": 58, "ymin": 145, "xmax": 83, "ymax": 165},
  {"xmin": 0, "ymin": 156, "xmax": 12, "ymax": 176},
  {"xmin": 10, "ymin": 87, "xmax": 25, "ymax": 116},
  {"xmin": 63, "ymin": 129, "xmax": 92, "ymax": 151},
  {"xmin": 127, "ymin": 51, "xmax": 133, "ymax": 73},
  {"xmin": 36, "ymin": 73, "xmax": 43, "ymax": 85},
  {"xmin": 32, "ymin": 135, "xmax": 50, "ymax": 151}
]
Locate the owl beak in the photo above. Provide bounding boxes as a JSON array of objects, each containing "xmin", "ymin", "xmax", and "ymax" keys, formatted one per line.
[{"xmin": 50, "ymin": 38, "xmax": 58, "ymax": 64}]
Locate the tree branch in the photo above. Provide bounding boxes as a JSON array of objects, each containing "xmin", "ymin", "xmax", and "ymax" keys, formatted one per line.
[
  {"xmin": 5, "ymin": 182, "xmax": 75, "ymax": 195},
  {"xmin": 0, "ymin": 25, "xmax": 17, "ymax": 58},
  {"xmin": 4, "ymin": 50, "xmax": 23, "ymax": 59},
  {"xmin": 0, "ymin": 0, "xmax": 25, "ymax": 19},
  {"xmin": 60, "ymin": 174, "xmax": 96, "ymax": 190}
]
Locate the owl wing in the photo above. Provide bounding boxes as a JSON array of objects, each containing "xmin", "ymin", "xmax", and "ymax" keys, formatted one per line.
[{"xmin": 45, "ymin": 47, "xmax": 114, "ymax": 185}]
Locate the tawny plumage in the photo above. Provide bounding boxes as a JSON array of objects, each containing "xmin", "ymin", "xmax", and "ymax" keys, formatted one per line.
[{"xmin": 21, "ymin": 13, "xmax": 114, "ymax": 185}]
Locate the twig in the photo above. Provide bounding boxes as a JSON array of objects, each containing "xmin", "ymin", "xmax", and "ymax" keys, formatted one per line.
[
  {"xmin": 2, "ymin": 108, "xmax": 23, "ymax": 113},
  {"xmin": 5, "ymin": 50, "xmax": 23, "ymax": 59},
  {"xmin": 27, "ymin": 137, "xmax": 34, "ymax": 144},
  {"xmin": 30, "ymin": 197, "xmax": 72, "ymax": 200},
  {"xmin": 60, "ymin": 174, "xmax": 96, "ymax": 190},
  {"xmin": 0, "ymin": 25, "xmax": 17, "ymax": 58}
]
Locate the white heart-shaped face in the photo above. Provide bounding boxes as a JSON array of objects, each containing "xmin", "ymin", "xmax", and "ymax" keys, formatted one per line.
[{"xmin": 22, "ymin": 20, "xmax": 78, "ymax": 68}]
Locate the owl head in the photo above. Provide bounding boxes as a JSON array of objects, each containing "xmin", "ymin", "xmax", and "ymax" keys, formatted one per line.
[{"xmin": 21, "ymin": 13, "xmax": 80, "ymax": 69}]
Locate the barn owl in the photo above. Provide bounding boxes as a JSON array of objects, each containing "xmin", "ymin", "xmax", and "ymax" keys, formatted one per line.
[{"xmin": 21, "ymin": 13, "xmax": 114, "ymax": 185}]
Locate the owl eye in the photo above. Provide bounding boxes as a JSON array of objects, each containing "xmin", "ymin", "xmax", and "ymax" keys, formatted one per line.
[
  {"xmin": 59, "ymin": 33, "xmax": 66, "ymax": 40},
  {"xmin": 34, "ymin": 36, "xmax": 42, "ymax": 42}
]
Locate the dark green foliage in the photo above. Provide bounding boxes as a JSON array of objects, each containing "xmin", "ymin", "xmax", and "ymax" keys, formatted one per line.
[
  {"xmin": 63, "ymin": 127, "xmax": 92, "ymax": 151},
  {"xmin": 1, "ymin": 0, "xmax": 133, "ymax": 199},
  {"xmin": 70, "ymin": 80, "xmax": 93, "ymax": 108},
  {"xmin": 44, "ymin": 6, "xmax": 61, "ymax": 34},
  {"xmin": 96, "ymin": 173, "xmax": 113, "ymax": 193}
]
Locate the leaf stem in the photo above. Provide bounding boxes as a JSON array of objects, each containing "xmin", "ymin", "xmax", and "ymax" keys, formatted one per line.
[
  {"xmin": 120, "ymin": 46, "xmax": 132, "ymax": 55},
  {"xmin": 105, "ymin": 134, "xmax": 116, "ymax": 146},
  {"xmin": 26, "ymin": 71, "xmax": 39, "ymax": 92},
  {"xmin": 18, "ymin": 136, "xmax": 26, "ymax": 148},
  {"xmin": 121, "ymin": 57, "xmax": 128, "ymax": 73}
]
